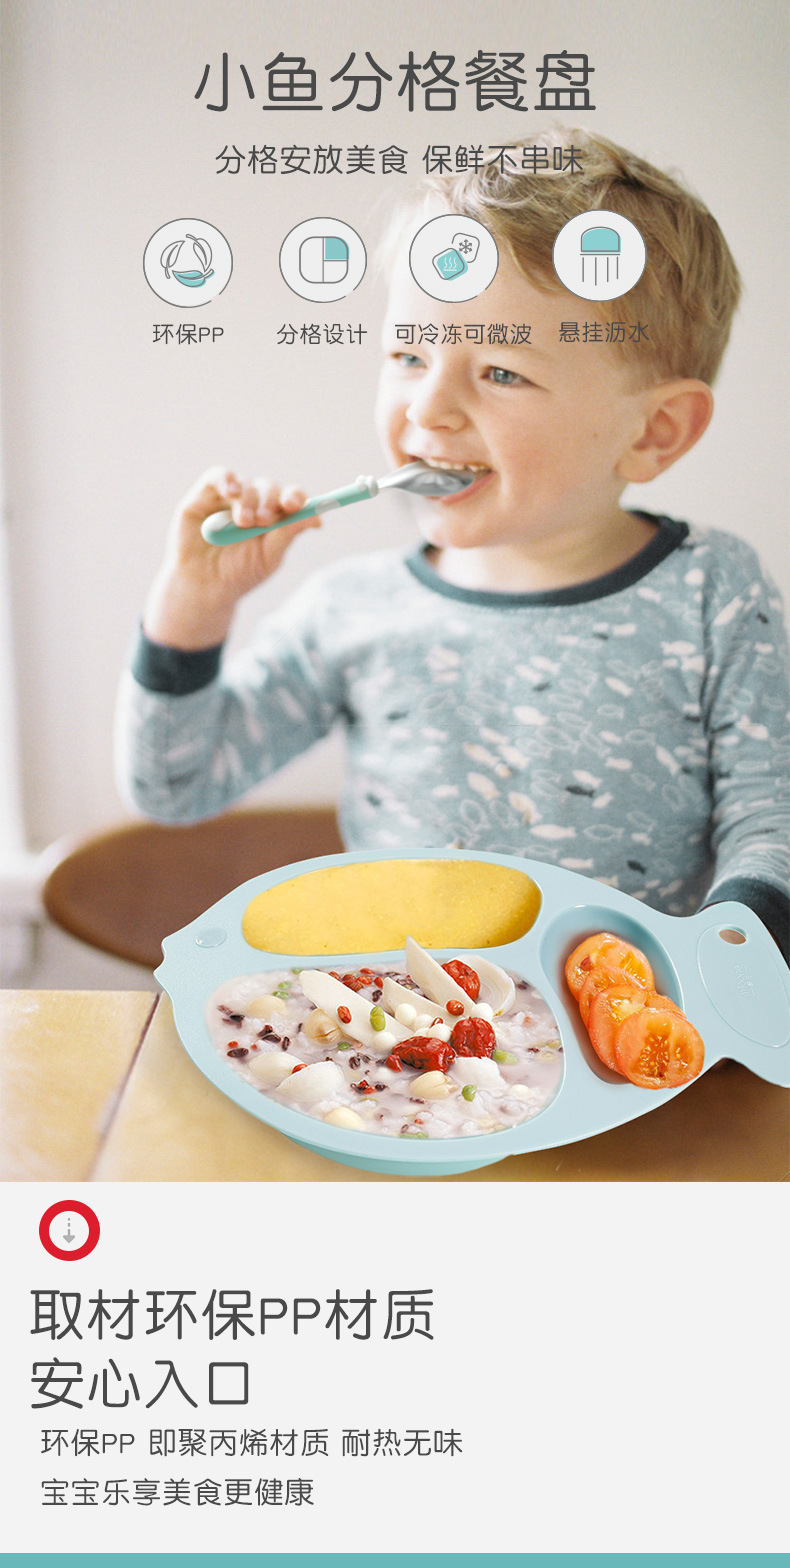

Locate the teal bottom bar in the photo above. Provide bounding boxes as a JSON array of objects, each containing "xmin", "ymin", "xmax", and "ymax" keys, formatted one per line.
[{"xmin": 1, "ymin": 1555, "xmax": 787, "ymax": 1566}]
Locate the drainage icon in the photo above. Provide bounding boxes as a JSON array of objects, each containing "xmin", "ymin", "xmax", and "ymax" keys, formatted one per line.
[
  {"xmin": 552, "ymin": 209, "xmax": 645, "ymax": 302},
  {"xmin": 580, "ymin": 225, "xmax": 620, "ymax": 286}
]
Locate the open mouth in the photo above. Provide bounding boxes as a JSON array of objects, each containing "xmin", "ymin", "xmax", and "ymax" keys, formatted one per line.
[
  {"xmin": 403, "ymin": 456, "xmax": 493, "ymax": 502},
  {"xmin": 407, "ymin": 456, "xmax": 491, "ymax": 474},
  {"xmin": 407, "ymin": 457, "xmax": 495, "ymax": 504}
]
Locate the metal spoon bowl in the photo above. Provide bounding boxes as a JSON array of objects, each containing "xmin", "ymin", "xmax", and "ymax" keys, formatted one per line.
[{"xmin": 380, "ymin": 461, "xmax": 480, "ymax": 498}]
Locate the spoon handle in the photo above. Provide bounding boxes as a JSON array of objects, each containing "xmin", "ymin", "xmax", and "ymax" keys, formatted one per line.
[{"xmin": 201, "ymin": 476, "xmax": 378, "ymax": 545}]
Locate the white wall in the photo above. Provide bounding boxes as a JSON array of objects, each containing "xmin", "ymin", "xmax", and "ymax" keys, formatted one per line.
[{"xmin": 1, "ymin": 0, "xmax": 788, "ymax": 849}]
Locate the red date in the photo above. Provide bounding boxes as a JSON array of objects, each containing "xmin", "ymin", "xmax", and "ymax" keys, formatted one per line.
[
  {"xmin": 450, "ymin": 1016, "xmax": 496, "ymax": 1058},
  {"xmin": 385, "ymin": 1035, "xmax": 456, "ymax": 1074},
  {"xmin": 441, "ymin": 959, "xmax": 481, "ymax": 1000}
]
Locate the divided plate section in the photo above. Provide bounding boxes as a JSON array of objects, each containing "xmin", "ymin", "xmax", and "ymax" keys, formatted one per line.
[
  {"xmin": 206, "ymin": 953, "xmax": 566, "ymax": 1153},
  {"xmin": 538, "ymin": 903, "xmax": 683, "ymax": 1085},
  {"xmin": 241, "ymin": 858, "xmax": 542, "ymax": 955}
]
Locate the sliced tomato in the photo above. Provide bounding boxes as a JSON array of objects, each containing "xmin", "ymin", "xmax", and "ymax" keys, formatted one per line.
[
  {"xmin": 565, "ymin": 931, "xmax": 655, "ymax": 998},
  {"xmin": 645, "ymin": 991, "xmax": 683, "ymax": 1015},
  {"xmin": 586, "ymin": 983, "xmax": 650, "ymax": 1070},
  {"xmin": 577, "ymin": 961, "xmax": 650, "ymax": 1027},
  {"xmin": 614, "ymin": 1005, "xmax": 704, "ymax": 1090}
]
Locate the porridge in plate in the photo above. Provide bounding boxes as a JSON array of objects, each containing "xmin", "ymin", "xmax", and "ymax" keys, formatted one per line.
[{"xmin": 207, "ymin": 938, "xmax": 563, "ymax": 1140}]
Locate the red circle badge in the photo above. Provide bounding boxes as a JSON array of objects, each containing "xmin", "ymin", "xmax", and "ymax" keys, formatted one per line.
[{"xmin": 39, "ymin": 1200, "xmax": 100, "ymax": 1261}]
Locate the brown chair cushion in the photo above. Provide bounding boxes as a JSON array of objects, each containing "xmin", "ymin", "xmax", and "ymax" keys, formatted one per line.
[{"xmin": 42, "ymin": 809, "xmax": 344, "ymax": 968}]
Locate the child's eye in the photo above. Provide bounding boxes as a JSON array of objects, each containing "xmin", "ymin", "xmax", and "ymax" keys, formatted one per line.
[
  {"xmin": 392, "ymin": 352, "xmax": 425, "ymax": 369},
  {"xmin": 486, "ymin": 366, "xmax": 525, "ymax": 386}
]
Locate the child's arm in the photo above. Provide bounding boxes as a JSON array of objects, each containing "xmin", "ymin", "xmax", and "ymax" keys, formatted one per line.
[
  {"xmin": 698, "ymin": 545, "xmax": 790, "ymax": 961},
  {"xmin": 116, "ymin": 468, "xmax": 338, "ymax": 824},
  {"xmin": 142, "ymin": 466, "xmax": 320, "ymax": 650}
]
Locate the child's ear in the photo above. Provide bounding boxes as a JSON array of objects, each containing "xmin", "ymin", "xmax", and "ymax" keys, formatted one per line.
[{"xmin": 616, "ymin": 380, "xmax": 714, "ymax": 484}]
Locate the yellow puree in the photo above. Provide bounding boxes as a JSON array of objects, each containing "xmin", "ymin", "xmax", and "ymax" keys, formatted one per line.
[{"xmin": 242, "ymin": 858, "xmax": 542, "ymax": 955}]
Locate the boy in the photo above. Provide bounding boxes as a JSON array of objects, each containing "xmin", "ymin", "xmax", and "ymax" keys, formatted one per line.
[{"xmin": 117, "ymin": 130, "xmax": 789, "ymax": 957}]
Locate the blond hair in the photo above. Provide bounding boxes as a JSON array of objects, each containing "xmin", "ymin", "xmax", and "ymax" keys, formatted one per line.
[{"xmin": 412, "ymin": 129, "xmax": 741, "ymax": 386}]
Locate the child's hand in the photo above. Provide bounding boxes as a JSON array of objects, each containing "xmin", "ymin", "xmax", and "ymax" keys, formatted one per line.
[{"xmin": 143, "ymin": 467, "xmax": 321, "ymax": 649}]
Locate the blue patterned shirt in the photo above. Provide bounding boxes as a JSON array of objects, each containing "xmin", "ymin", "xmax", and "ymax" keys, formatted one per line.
[{"xmin": 117, "ymin": 515, "xmax": 790, "ymax": 952}]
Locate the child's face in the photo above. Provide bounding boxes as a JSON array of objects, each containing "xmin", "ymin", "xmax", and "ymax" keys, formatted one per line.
[{"xmin": 376, "ymin": 244, "xmax": 651, "ymax": 551}]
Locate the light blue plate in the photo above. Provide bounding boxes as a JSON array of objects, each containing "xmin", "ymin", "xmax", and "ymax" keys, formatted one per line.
[{"xmin": 156, "ymin": 849, "xmax": 790, "ymax": 1177}]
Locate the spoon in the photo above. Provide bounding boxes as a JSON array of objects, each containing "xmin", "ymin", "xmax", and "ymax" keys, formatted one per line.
[{"xmin": 200, "ymin": 462, "xmax": 480, "ymax": 546}]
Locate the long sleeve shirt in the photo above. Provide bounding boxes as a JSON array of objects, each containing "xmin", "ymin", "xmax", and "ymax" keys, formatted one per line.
[{"xmin": 116, "ymin": 513, "xmax": 790, "ymax": 956}]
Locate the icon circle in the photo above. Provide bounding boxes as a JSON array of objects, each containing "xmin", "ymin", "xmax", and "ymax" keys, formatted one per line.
[
  {"xmin": 40, "ymin": 1200, "xmax": 101, "ymax": 1261},
  {"xmin": 408, "ymin": 214, "xmax": 498, "ymax": 302},
  {"xmin": 279, "ymin": 218, "xmax": 366, "ymax": 302},
  {"xmin": 143, "ymin": 219, "xmax": 233, "ymax": 308},
  {"xmin": 552, "ymin": 209, "xmax": 646, "ymax": 302}
]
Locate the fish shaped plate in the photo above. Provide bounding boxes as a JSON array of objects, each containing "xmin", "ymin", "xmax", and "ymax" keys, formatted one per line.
[{"xmin": 155, "ymin": 849, "xmax": 790, "ymax": 1176}]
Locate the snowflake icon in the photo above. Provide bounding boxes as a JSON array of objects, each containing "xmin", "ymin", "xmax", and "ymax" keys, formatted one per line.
[{"xmin": 451, "ymin": 231, "xmax": 481, "ymax": 265}]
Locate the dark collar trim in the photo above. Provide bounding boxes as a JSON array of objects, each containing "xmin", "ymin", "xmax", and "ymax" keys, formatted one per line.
[{"xmin": 404, "ymin": 512, "xmax": 689, "ymax": 608}]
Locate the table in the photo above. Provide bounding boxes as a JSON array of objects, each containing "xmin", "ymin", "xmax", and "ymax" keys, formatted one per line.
[{"xmin": 1, "ymin": 990, "xmax": 788, "ymax": 1181}]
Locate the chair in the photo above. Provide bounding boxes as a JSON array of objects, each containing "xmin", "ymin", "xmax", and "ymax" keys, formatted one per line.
[{"xmin": 42, "ymin": 808, "xmax": 345, "ymax": 969}]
